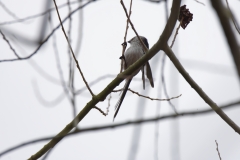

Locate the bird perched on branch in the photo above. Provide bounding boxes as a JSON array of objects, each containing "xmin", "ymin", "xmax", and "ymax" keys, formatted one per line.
[{"xmin": 114, "ymin": 36, "xmax": 154, "ymax": 121}]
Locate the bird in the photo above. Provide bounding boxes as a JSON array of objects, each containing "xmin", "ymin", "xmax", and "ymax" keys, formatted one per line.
[{"xmin": 113, "ymin": 36, "xmax": 154, "ymax": 121}]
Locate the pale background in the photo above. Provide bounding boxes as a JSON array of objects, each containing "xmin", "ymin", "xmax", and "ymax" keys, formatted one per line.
[{"xmin": 0, "ymin": 0, "xmax": 240, "ymax": 159}]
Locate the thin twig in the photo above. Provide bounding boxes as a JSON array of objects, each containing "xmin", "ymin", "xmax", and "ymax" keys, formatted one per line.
[
  {"xmin": 75, "ymin": 74, "xmax": 116, "ymax": 95},
  {"xmin": 0, "ymin": 1, "xmax": 94, "ymax": 63},
  {"xmin": 170, "ymin": 20, "xmax": 181, "ymax": 48},
  {"xmin": 155, "ymin": 2, "xmax": 169, "ymax": 160},
  {"xmin": 194, "ymin": 0, "xmax": 205, "ymax": 6},
  {"xmin": 128, "ymin": 88, "xmax": 181, "ymax": 101},
  {"xmin": 2, "ymin": 99, "xmax": 240, "ymax": 158},
  {"xmin": 24, "ymin": 2, "xmax": 178, "ymax": 159},
  {"xmin": 215, "ymin": 140, "xmax": 222, "ymax": 160},
  {"xmin": 106, "ymin": 93, "xmax": 111, "ymax": 115},
  {"xmin": 225, "ymin": 0, "xmax": 240, "ymax": 34},
  {"xmin": 66, "ymin": 0, "xmax": 78, "ymax": 121},
  {"xmin": 0, "ymin": 0, "xmax": 85, "ymax": 26},
  {"xmin": 11, "ymin": 38, "xmax": 64, "ymax": 85},
  {"xmin": 53, "ymin": 0, "xmax": 94, "ymax": 97},
  {"xmin": 161, "ymin": 54, "xmax": 178, "ymax": 114},
  {"xmin": 143, "ymin": 0, "xmax": 165, "ymax": 3},
  {"xmin": 120, "ymin": 0, "xmax": 148, "ymax": 52},
  {"xmin": 0, "ymin": 30, "xmax": 20, "ymax": 58},
  {"xmin": 112, "ymin": 87, "xmax": 181, "ymax": 101},
  {"xmin": 93, "ymin": 106, "xmax": 107, "ymax": 116},
  {"xmin": 211, "ymin": 0, "xmax": 240, "ymax": 81},
  {"xmin": 0, "ymin": 1, "xmax": 21, "ymax": 20},
  {"xmin": 32, "ymin": 80, "xmax": 66, "ymax": 107},
  {"xmin": 120, "ymin": 0, "xmax": 133, "ymax": 73},
  {"xmin": 48, "ymin": 12, "xmax": 72, "ymax": 104}
]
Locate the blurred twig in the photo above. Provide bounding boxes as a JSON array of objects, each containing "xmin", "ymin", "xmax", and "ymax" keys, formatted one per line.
[
  {"xmin": 211, "ymin": 0, "xmax": 240, "ymax": 82},
  {"xmin": 53, "ymin": 0, "xmax": 94, "ymax": 96},
  {"xmin": 106, "ymin": 93, "xmax": 111, "ymax": 115},
  {"xmin": 1, "ymin": 99, "xmax": 240, "ymax": 158},
  {"xmin": 26, "ymin": 1, "xmax": 181, "ymax": 159},
  {"xmin": 225, "ymin": 0, "xmax": 240, "ymax": 34},
  {"xmin": 0, "ymin": 30, "xmax": 20, "ymax": 58},
  {"xmin": 75, "ymin": 74, "xmax": 116, "ymax": 95},
  {"xmin": 0, "ymin": 0, "xmax": 94, "ymax": 63},
  {"xmin": 48, "ymin": 12, "xmax": 72, "ymax": 103},
  {"xmin": 0, "ymin": 1, "xmax": 20, "ymax": 20},
  {"xmin": 194, "ymin": 0, "xmax": 205, "ymax": 6},
  {"xmin": 32, "ymin": 80, "xmax": 66, "ymax": 107},
  {"xmin": 0, "ymin": 0, "xmax": 85, "ymax": 25}
]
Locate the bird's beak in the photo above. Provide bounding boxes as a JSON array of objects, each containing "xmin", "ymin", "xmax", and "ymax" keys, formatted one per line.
[{"xmin": 127, "ymin": 40, "xmax": 131, "ymax": 43}]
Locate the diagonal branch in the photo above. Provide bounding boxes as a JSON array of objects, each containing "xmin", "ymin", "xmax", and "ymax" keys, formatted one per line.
[
  {"xmin": 120, "ymin": 0, "xmax": 133, "ymax": 73},
  {"xmin": 1, "ymin": 99, "xmax": 240, "ymax": 158},
  {"xmin": 211, "ymin": 0, "xmax": 240, "ymax": 83},
  {"xmin": 53, "ymin": 0, "xmax": 94, "ymax": 97},
  {"xmin": 225, "ymin": 0, "xmax": 240, "ymax": 34},
  {"xmin": 0, "ymin": 30, "xmax": 20, "ymax": 58},
  {"xmin": 0, "ymin": 0, "xmax": 94, "ymax": 63},
  {"xmin": 163, "ymin": 44, "xmax": 240, "ymax": 134},
  {"xmin": 120, "ymin": 0, "xmax": 148, "ymax": 52},
  {"xmin": 27, "ymin": 1, "xmax": 181, "ymax": 159}
]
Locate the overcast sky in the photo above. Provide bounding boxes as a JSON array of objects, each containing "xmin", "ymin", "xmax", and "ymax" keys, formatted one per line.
[{"xmin": 0, "ymin": 0, "xmax": 240, "ymax": 160}]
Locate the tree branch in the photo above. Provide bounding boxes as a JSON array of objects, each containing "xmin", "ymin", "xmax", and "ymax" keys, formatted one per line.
[
  {"xmin": 211, "ymin": 0, "xmax": 240, "ymax": 82},
  {"xmin": 0, "ymin": 0, "xmax": 95, "ymax": 63},
  {"xmin": 1, "ymin": 99, "xmax": 239, "ymax": 158},
  {"xmin": 27, "ymin": 1, "xmax": 181, "ymax": 159},
  {"xmin": 163, "ymin": 44, "xmax": 240, "ymax": 134},
  {"xmin": 53, "ymin": 0, "xmax": 94, "ymax": 97}
]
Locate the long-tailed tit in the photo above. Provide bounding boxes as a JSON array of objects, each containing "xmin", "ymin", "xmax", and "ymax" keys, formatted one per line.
[{"xmin": 114, "ymin": 36, "xmax": 154, "ymax": 120}]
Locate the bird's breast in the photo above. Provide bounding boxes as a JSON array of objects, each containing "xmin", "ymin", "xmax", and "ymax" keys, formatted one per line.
[{"xmin": 124, "ymin": 46, "xmax": 144, "ymax": 69}]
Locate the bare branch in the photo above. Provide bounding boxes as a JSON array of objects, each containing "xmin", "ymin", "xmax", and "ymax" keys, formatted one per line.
[
  {"xmin": 211, "ymin": 0, "xmax": 240, "ymax": 82},
  {"xmin": 93, "ymin": 106, "xmax": 107, "ymax": 116},
  {"xmin": 128, "ymin": 88, "xmax": 181, "ymax": 101},
  {"xmin": 163, "ymin": 44, "xmax": 240, "ymax": 134},
  {"xmin": 120, "ymin": 0, "xmax": 133, "ymax": 73},
  {"xmin": 215, "ymin": 140, "xmax": 222, "ymax": 160},
  {"xmin": 0, "ymin": 0, "xmax": 86, "ymax": 26},
  {"xmin": 112, "ymin": 87, "xmax": 181, "ymax": 101},
  {"xmin": 32, "ymin": 80, "xmax": 66, "ymax": 107},
  {"xmin": 48, "ymin": 12, "xmax": 72, "ymax": 103},
  {"xmin": 27, "ymin": 1, "xmax": 181, "ymax": 159},
  {"xmin": 0, "ymin": 30, "xmax": 20, "ymax": 58},
  {"xmin": 120, "ymin": 0, "xmax": 148, "ymax": 52},
  {"xmin": 106, "ymin": 93, "xmax": 111, "ymax": 115},
  {"xmin": 75, "ymin": 74, "xmax": 116, "ymax": 95},
  {"xmin": 0, "ymin": 1, "xmax": 20, "ymax": 20},
  {"xmin": 53, "ymin": 0, "xmax": 94, "ymax": 97},
  {"xmin": 170, "ymin": 21, "xmax": 181, "ymax": 48},
  {"xmin": 0, "ymin": 1, "xmax": 94, "ymax": 63},
  {"xmin": 143, "ymin": 0, "xmax": 165, "ymax": 3},
  {"xmin": 1, "ymin": 99, "xmax": 240, "ymax": 158},
  {"xmin": 225, "ymin": 0, "xmax": 240, "ymax": 34},
  {"xmin": 194, "ymin": 0, "xmax": 205, "ymax": 6}
]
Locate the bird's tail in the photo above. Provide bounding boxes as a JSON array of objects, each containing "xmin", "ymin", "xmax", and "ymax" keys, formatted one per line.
[{"xmin": 113, "ymin": 79, "xmax": 132, "ymax": 121}]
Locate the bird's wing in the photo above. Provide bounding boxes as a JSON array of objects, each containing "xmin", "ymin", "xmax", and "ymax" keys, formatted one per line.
[{"xmin": 146, "ymin": 62, "xmax": 154, "ymax": 88}]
